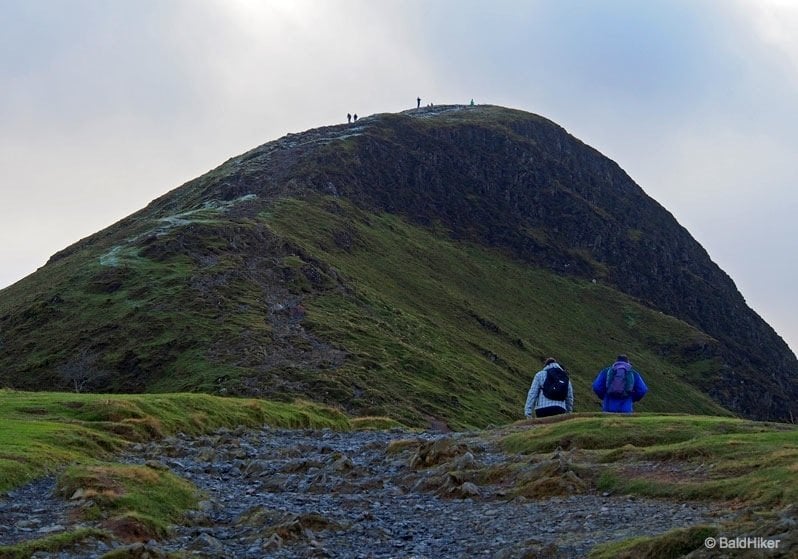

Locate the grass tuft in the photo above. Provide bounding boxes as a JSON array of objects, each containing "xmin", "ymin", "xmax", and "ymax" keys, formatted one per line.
[
  {"xmin": 0, "ymin": 390, "xmax": 352, "ymax": 555},
  {"xmin": 501, "ymin": 414, "xmax": 798, "ymax": 509},
  {"xmin": 588, "ymin": 525, "xmax": 718, "ymax": 559},
  {"xmin": 0, "ymin": 529, "xmax": 110, "ymax": 559}
]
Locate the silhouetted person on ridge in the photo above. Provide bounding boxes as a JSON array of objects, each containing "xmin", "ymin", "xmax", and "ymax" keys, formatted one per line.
[
  {"xmin": 417, "ymin": 97, "xmax": 421, "ymax": 108},
  {"xmin": 353, "ymin": 114, "xmax": 358, "ymax": 122},
  {"xmin": 347, "ymin": 113, "xmax": 352, "ymax": 123}
]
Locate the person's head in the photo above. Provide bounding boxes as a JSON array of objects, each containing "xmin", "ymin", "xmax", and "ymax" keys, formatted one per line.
[
  {"xmin": 616, "ymin": 354, "xmax": 629, "ymax": 363},
  {"xmin": 544, "ymin": 357, "xmax": 557, "ymax": 366}
]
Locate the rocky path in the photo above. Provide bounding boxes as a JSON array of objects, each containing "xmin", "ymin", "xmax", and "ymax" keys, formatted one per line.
[
  {"xmin": 1, "ymin": 427, "xmax": 731, "ymax": 558},
  {"xmin": 0, "ymin": 476, "xmax": 83, "ymax": 547}
]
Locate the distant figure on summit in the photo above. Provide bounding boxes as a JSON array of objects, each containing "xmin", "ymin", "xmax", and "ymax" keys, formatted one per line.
[
  {"xmin": 592, "ymin": 354, "xmax": 648, "ymax": 413},
  {"xmin": 417, "ymin": 96, "xmax": 421, "ymax": 108},
  {"xmin": 347, "ymin": 113, "xmax": 352, "ymax": 123},
  {"xmin": 353, "ymin": 114, "xmax": 358, "ymax": 122},
  {"xmin": 524, "ymin": 357, "xmax": 574, "ymax": 418}
]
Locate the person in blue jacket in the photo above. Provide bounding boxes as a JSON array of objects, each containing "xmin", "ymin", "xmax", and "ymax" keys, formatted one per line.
[{"xmin": 592, "ymin": 354, "xmax": 648, "ymax": 413}]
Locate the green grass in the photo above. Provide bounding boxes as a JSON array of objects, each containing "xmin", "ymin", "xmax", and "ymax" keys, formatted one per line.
[
  {"xmin": 496, "ymin": 414, "xmax": 797, "ymax": 556},
  {"xmin": 2, "ymin": 404, "xmax": 792, "ymax": 557},
  {"xmin": 588, "ymin": 525, "xmax": 718, "ymax": 559},
  {"xmin": 0, "ymin": 528, "xmax": 110, "ymax": 559},
  {"xmin": 0, "ymin": 216, "xmax": 276, "ymax": 394},
  {"xmin": 56, "ymin": 463, "xmax": 198, "ymax": 540},
  {"xmin": 0, "ymin": 390, "xmax": 350, "ymax": 491},
  {"xmin": 0, "ymin": 190, "xmax": 733, "ymax": 430},
  {"xmin": 0, "ymin": 191, "xmax": 732, "ymax": 430},
  {"xmin": 0, "ymin": 389, "xmax": 350, "ymax": 555},
  {"xmin": 501, "ymin": 414, "xmax": 798, "ymax": 509},
  {"xmin": 0, "ymin": 104, "xmax": 790, "ymax": 431},
  {"xmin": 501, "ymin": 414, "xmax": 775, "ymax": 453},
  {"xmin": 264, "ymin": 196, "xmax": 730, "ymax": 428}
]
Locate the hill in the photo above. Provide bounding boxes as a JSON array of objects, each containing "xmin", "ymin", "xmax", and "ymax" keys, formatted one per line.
[{"xmin": 0, "ymin": 105, "xmax": 795, "ymax": 425}]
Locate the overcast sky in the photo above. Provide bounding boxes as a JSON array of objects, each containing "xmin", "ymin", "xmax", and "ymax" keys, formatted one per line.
[{"xmin": 1, "ymin": 0, "xmax": 796, "ymax": 355}]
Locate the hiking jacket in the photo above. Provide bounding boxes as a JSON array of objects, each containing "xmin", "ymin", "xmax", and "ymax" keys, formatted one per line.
[
  {"xmin": 524, "ymin": 363, "xmax": 574, "ymax": 416},
  {"xmin": 592, "ymin": 363, "xmax": 648, "ymax": 413}
]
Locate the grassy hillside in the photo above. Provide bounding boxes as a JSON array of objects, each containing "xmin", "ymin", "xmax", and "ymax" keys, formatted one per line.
[
  {"xmin": 0, "ymin": 194, "xmax": 731, "ymax": 429},
  {"xmin": 264, "ymin": 196, "xmax": 730, "ymax": 427},
  {"xmin": 1, "ymin": 106, "xmax": 793, "ymax": 424},
  {"xmin": 295, "ymin": 106, "xmax": 798, "ymax": 423}
]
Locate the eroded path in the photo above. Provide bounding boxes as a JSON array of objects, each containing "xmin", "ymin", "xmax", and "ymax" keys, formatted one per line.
[{"xmin": 1, "ymin": 427, "xmax": 730, "ymax": 558}]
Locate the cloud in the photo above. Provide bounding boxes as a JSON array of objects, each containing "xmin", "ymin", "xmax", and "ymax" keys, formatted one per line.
[
  {"xmin": 741, "ymin": 0, "xmax": 798, "ymax": 83},
  {"xmin": 0, "ymin": 0, "xmax": 796, "ymax": 354},
  {"xmin": 1, "ymin": 2, "xmax": 192, "ymax": 128},
  {"xmin": 0, "ymin": 0, "xmax": 438, "ymax": 288}
]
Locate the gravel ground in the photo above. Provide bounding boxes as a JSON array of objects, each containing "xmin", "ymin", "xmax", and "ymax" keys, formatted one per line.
[{"xmin": 1, "ymin": 426, "xmax": 732, "ymax": 558}]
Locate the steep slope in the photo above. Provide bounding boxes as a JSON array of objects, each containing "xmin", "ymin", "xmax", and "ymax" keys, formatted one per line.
[
  {"xmin": 0, "ymin": 105, "xmax": 794, "ymax": 424},
  {"xmin": 0, "ymin": 196, "xmax": 728, "ymax": 428}
]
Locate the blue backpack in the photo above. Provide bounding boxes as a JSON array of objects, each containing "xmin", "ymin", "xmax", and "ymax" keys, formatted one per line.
[{"xmin": 606, "ymin": 367, "xmax": 634, "ymax": 397}]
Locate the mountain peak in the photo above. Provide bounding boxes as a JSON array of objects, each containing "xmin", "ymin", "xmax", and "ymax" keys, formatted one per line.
[{"xmin": 2, "ymin": 106, "xmax": 795, "ymax": 424}]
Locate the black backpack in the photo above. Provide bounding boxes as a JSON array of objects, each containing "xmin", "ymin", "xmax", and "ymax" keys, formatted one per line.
[{"xmin": 541, "ymin": 366, "xmax": 569, "ymax": 400}]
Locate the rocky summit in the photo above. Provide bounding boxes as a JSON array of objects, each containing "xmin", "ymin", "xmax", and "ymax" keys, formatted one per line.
[{"xmin": 0, "ymin": 104, "xmax": 795, "ymax": 424}]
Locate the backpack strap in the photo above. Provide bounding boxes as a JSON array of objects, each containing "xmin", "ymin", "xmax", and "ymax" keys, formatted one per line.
[{"xmin": 624, "ymin": 369, "xmax": 635, "ymax": 393}]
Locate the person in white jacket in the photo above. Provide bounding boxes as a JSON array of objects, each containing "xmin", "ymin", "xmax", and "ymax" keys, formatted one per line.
[{"xmin": 524, "ymin": 357, "xmax": 574, "ymax": 418}]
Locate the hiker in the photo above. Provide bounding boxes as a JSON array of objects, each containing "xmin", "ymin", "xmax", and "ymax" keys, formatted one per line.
[
  {"xmin": 347, "ymin": 113, "xmax": 352, "ymax": 123},
  {"xmin": 592, "ymin": 354, "xmax": 648, "ymax": 413},
  {"xmin": 524, "ymin": 357, "xmax": 574, "ymax": 418},
  {"xmin": 470, "ymin": 99, "xmax": 475, "ymax": 106},
  {"xmin": 353, "ymin": 114, "xmax": 358, "ymax": 122},
  {"xmin": 417, "ymin": 96, "xmax": 421, "ymax": 108}
]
